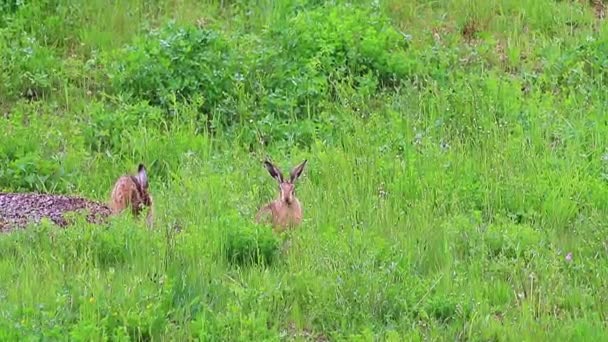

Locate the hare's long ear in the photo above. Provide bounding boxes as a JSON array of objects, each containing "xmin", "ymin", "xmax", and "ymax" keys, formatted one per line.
[
  {"xmin": 137, "ymin": 163, "xmax": 148, "ymax": 189},
  {"xmin": 264, "ymin": 160, "xmax": 283, "ymax": 183},
  {"xmin": 290, "ymin": 160, "xmax": 307, "ymax": 183}
]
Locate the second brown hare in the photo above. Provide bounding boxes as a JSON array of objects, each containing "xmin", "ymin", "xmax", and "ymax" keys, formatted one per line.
[
  {"xmin": 256, "ymin": 159, "xmax": 307, "ymax": 232},
  {"xmin": 110, "ymin": 163, "xmax": 154, "ymax": 227}
]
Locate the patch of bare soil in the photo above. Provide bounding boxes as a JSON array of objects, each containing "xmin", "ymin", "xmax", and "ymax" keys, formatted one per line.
[
  {"xmin": 461, "ymin": 19, "xmax": 480, "ymax": 43},
  {"xmin": 0, "ymin": 193, "xmax": 112, "ymax": 232}
]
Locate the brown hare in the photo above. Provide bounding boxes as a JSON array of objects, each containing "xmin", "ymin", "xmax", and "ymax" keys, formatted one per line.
[
  {"xmin": 110, "ymin": 163, "xmax": 153, "ymax": 227},
  {"xmin": 255, "ymin": 159, "xmax": 307, "ymax": 232}
]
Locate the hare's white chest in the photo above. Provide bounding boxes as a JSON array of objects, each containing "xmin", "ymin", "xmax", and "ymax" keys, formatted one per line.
[{"xmin": 272, "ymin": 200, "xmax": 302, "ymax": 229}]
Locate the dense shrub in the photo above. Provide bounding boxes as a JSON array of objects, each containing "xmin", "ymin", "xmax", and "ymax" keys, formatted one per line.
[
  {"xmin": 108, "ymin": 4, "xmax": 412, "ymax": 129},
  {"xmin": 550, "ymin": 36, "xmax": 608, "ymax": 93},
  {"xmin": 0, "ymin": 0, "xmax": 22, "ymax": 21},
  {"xmin": 221, "ymin": 215, "xmax": 280, "ymax": 267},
  {"xmin": 0, "ymin": 29, "xmax": 63, "ymax": 102},
  {"xmin": 0, "ymin": 106, "xmax": 85, "ymax": 192},
  {"xmin": 274, "ymin": 4, "xmax": 412, "ymax": 85},
  {"xmin": 485, "ymin": 221, "xmax": 543, "ymax": 259},
  {"xmin": 81, "ymin": 101, "xmax": 164, "ymax": 153},
  {"xmin": 241, "ymin": 4, "xmax": 414, "ymax": 119},
  {"xmin": 108, "ymin": 23, "xmax": 236, "ymax": 115},
  {"xmin": 0, "ymin": 0, "xmax": 93, "ymax": 103}
]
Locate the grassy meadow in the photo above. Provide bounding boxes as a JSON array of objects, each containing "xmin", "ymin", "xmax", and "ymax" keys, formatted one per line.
[{"xmin": 1, "ymin": 0, "xmax": 608, "ymax": 340}]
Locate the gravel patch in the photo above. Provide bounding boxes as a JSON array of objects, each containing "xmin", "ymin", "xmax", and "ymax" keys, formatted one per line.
[{"xmin": 0, "ymin": 192, "xmax": 112, "ymax": 232}]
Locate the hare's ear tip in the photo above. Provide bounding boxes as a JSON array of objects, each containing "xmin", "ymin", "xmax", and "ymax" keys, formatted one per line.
[{"xmin": 138, "ymin": 163, "xmax": 146, "ymax": 171}]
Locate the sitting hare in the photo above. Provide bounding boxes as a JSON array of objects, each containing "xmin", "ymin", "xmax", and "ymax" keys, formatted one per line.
[
  {"xmin": 255, "ymin": 159, "xmax": 307, "ymax": 232},
  {"xmin": 110, "ymin": 163, "xmax": 153, "ymax": 227}
]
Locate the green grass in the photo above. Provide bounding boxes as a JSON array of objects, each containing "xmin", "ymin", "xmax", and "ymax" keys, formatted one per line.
[{"xmin": 1, "ymin": 0, "xmax": 608, "ymax": 340}]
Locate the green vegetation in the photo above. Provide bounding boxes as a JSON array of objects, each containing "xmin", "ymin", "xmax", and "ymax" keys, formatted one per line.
[{"xmin": 1, "ymin": 0, "xmax": 607, "ymax": 340}]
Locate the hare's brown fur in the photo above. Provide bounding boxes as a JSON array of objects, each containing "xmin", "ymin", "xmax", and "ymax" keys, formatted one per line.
[
  {"xmin": 110, "ymin": 164, "xmax": 153, "ymax": 226},
  {"xmin": 256, "ymin": 159, "xmax": 307, "ymax": 232}
]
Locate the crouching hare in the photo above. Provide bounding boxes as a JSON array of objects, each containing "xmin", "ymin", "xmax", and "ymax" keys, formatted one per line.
[
  {"xmin": 110, "ymin": 164, "xmax": 154, "ymax": 227},
  {"xmin": 255, "ymin": 159, "xmax": 307, "ymax": 232}
]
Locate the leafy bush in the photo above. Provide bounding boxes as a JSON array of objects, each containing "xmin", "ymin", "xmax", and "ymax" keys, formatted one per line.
[
  {"xmin": 60, "ymin": 218, "xmax": 159, "ymax": 268},
  {"xmin": 0, "ymin": 106, "xmax": 85, "ymax": 192},
  {"xmin": 543, "ymin": 36, "xmax": 608, "ymax": 94},
  {"xmin": 221, "ymin": 216, "xmax": 280, "ymax": 267},
  {"xmin": 485, "ymin": 221, "xmax": 543, "ymax": 259},
  {"xmin": 424, "ymin": 294, "xmax": 459, "ymax": 323},
  {"xmin": 108, "ymin": 4, "xmax": 412, "ymax": 130},
  {"xmin": 190, "ymin": 305, "xmax": 279, "ymax": 340},
  {"xmin": 239, "ymin": 4, "xmax": 413, "ymax": 120},
  {"xmin": 81, "ymin": 101, "xmax": 164, "ymax": 153},
  {"xmin": 0, "ymin": 0, "xmax": 22, "ymax": 21},
  {"xmin": 108, "ymin": 23, "xmax": 236, "ymax": 116},
  {"xmin": 273, "ymin": 4, "xmax": 412, "ymax": 85},
  {"xmin": 0, "ymin": 29, "xmax": 63, "ymax": 102}
]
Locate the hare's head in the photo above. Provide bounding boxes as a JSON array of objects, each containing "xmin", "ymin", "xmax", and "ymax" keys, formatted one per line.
[
  {"xmin": 132, "ymin": 163, "xmax": 152, "ymax": 210},
  {"xmin": 264, "ymin": 159, "xmax": 307, "ymax": 205}
]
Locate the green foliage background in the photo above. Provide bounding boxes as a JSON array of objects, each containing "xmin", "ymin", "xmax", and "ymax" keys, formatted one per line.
[{"xmin": 0, "ymin": 0, "xmax": 607, "ymax": 340}]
